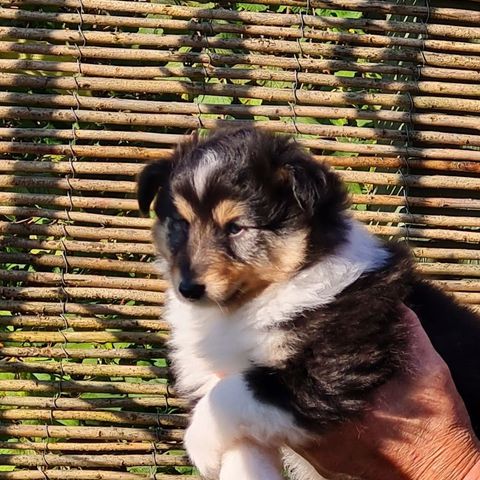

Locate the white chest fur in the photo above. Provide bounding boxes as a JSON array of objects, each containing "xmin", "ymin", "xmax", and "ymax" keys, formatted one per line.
[{"xmin": 163, "ymin": 220, "xmax": 390, "ymax": 399}]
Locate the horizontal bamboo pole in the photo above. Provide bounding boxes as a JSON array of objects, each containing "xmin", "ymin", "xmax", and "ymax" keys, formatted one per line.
[
  {"xmin": 0, "ymin": 141, "xmax": 169, "ymax": 159},
  {"xmin": 0, "ymin": 453, "xmax": 189, "ymax": 468},
  {"xmin": 0, "ymin": 471, "xmax": 194, "ymax": 480},
  {"xmin": 6, "ymin": 0, "xmax": 480, "ymax": 26},
  {"xmin": 0, "ymin": 160, "xmax": 141, "ymax": 176},
  {"xmin": 367, "ymin": 225, "xmax": 480, "ymax": 244},
  {"xmin": 3, "ymin": 138, "xmax": 480, "ymax": 163},
  {"xmin": 0, "ymin": 237, "xmax": 155, "ymax": 255},
  {"xmin": 0, "ymin": 192, "xmax": 140, "ymax": 211},
  {"xmin": 0, "ymin": 41, "xmax": 416, "ymax": 79},
  {"xmin": 2, "ymin": 406, "xmax": 185, "ymax": 425},
  {"xmin": 434, "ymin": 280, "xmax": 480, "ymax": 292},
  {"xmin": 351, "ymin": 195, "xmax": 480, "ymax": 211},
  {"xmin": 0, "ymin": 300, "xmax": 161, "ymax": 317},
  {"xmin": 0, "ymin": 222, "xmax": 152, "ymax": 242},
  {"xmin": 451, "ymin": 292, "xmax": 480, "ymax": 305},
  {"xmin": 4, "ymin": 73, "xmax": 480, "ymax": 113},
  {"xmin": 0, "ymin": 286, "xmax": 163, "ymax": 304},
  {"xmin": 325, "ymin": 157, "xmax": 480, "ymax": 174},
  {"xmin": 1, "ymin": 15, "xmax": 473, "ymax": 55},
  {"xmin": 0, "ymin": 409, "xmax": 186, "ymax": 427},
  {"xmin": 412, "ymin": 249, "xmax": 480, "ymax": 261},
  {"xmin": 0, "ymin": 330, "xmax": 168, "ymax": 345},
  {"xmin": 0, "ymin": 346, "xmax": 167, "ymax": 360},
  {"xmin": 3, "ymin": 1, "xmax": 480, "ymax": 40},
  {"xmin": 352, "ymin": 211, "xmax": 480, "ymax": 228},
  {"xmin": 0, "ymin": 379, "xmax": 172, "ymax": 396},
  {"xmin": 0, "ymin": 359, "xmax": 168, "ymax": 380},
  {"xmin": 204, "ymin": 0, "xmax": 480, "ymax": 23},
  {"xmin": 0, "ymin": 206, "xmax": 151, "ymax": 228},
  {"xmin": 0, "ymin": 28, "xmax": 467, "ymax": 66},
  {"xmin": 0, "ymin": 315, "xmax": 168, "ymax": 331},
  {"xmin": 0, "ymin": 253, "xmax": 157, "ymax": 276},
  {"xmin": 0, "ymin": 270, "xmax": 163, "ymax": 292},
  {"xmin": 5, "ymin": 103, "xmax": 480, "ymax": 133},
  {"xmin": 0, "ymin": 396, "xmax": 186, "ymax": 411},
  {"xmin": 0, "ymin": 175, "xmax": 136, "ymax": 193},
  {"xmin": 5, "ymin": 108, "xmax": 480, "ymax": 146},
  {"xmin": 416, "ymin": 263, "xmax": 480, "ymax": 278},
  {"xmin": 339, "ymin": 171, "xmax": 480, "ymax": 191},
  {"xmin": 0, "ymin": 441, "xmax": 180, "ymax": 452}
]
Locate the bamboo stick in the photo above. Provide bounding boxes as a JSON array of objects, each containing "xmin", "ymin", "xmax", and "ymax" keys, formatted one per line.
[
  {"xmin": 5, "ymin": 0, "xmax": 480, "ymax": 26},
  {"xmin": 2, "ymin": 0, "xmax": 480, "ymax": 40},
  {"xmin": 0, "ymin": 160, "xmax": 142, "ymax": 176},
  {"xmin": 4, "ymin": 103, "xmax": 480, "ymax": 132},
  {"xmin": 4, "ymin": 74, "xmax": 480, "ymax": 113},
  {"xmin": 0, "ymin": 423, "xmax": 183, "ymax": 441},
  {"xmin": 0, "ymin": 18, "xmax": 454, "ymax": 54},
  {"xmin": 0, "ymin": 142, "xmax": 170, "ymax": 159},
  {"xmin": 0, "ymin": 192, "xmax": 140, "ymax": 211},
  {"xmin": 416, "ymin": 264, "xmax": 480, "ymax": 277},
  {"xmin": 5, "ymin": 108, "xmax": 480, "ymax": 146},
  {"xmin": 0, "ymin": 270, "xmax": 163, "ymax": 292},
  {"xmin": 0, "ymin": 347, "xmax": 167, "ymax": 360},
  {"xmin": 0, "ymin": 315, "xmax": 168, "ymax": 331},
  {"xmin": 0, "ymin": 409, "xmax": 187, "ymax": 427},
  {"xmin": 412, "ymin": 249, "xmax": 480, "ymax": 261},
  {"xmin": 0, "ymin": 206, "xmax": 151, "ymax": 229},
  {"xmin": 0, "ymin": 301, "xmax": 161, "ymax": 317},
  {"xmin": 367, "ymin": 225, "xmax": 480, "ymax": 244},
  {"xmin": 338, "ymin": 171, "xmax": 480, "ymax": 191},
  {"xmin": 0, "ymin": 41, "xmax": 416, "ymax": 78},
  {"xmin": 0, "ymin": 453, "xmax": 190, "ymax": 468},
  {"xmin": 0, "ymin": 380, "xmax": 172, "ymax": 396},
  {"xmin": 0, "ymin": 396, "xmax": 186, "ymax": 411},
  {"xmin": 352, "ymin": 211, "xmax": 480, "ymax": 228},
  {"xmin": 0, "ymin": 222, "xmax": 152, "ymax": 242},
  {"xmin": 0, "ymin": 175, "xmax": 136, "ymax": 193},
  {"xmin": 0, "ymin": 441, "xmax": 181, "ymax": 452},
  {"xmin": 0, "ymin": 471, "xmax": 194, "ymax": 480},
  {"xmin": 0, "ymin": 286, "xmax": 164, "ymax": 304},
  {"xmin": 0, "ymin": 330, "xmax": 168, "ymax": 344},
  {"xmin": 0, "ymin": 253, "xmax": 157, "ymax": 276},
  {"xmin": 0, "ymin": 237, "xmax": 155, "ymax": 255},
  {"xmin": 351, "ymin": 195, "xmax": 480, "ymax": 210},
  {"xmin": 434, "ymin": 280, "xmax": 480, "ymax": 292}
]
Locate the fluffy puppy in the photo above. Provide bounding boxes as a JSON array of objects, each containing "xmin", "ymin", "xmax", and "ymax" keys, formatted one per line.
[{"xmin": 137, "ymin": 127, "xmax": 480, "ymax": 480}]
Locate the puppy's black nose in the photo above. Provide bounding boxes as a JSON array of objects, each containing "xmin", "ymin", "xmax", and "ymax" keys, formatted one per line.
[{"xmin": 179, "ymin": 280, "xmax": 205, "ymax": 300}]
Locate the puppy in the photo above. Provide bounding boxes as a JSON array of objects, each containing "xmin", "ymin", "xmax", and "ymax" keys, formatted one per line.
[{"xmin": 137, "ymin": 127, "xmax": 480, "ymax": 479}]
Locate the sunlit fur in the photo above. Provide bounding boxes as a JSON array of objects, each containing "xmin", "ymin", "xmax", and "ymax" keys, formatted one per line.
[{"xmin": 138, "ymin": 127, "xmax": 480, "ymax": 480}]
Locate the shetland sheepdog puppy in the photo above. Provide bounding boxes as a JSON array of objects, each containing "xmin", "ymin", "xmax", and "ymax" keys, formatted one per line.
[{"xmin": 137, "ymin": 127, "xmax": 480, "ymax": 480}]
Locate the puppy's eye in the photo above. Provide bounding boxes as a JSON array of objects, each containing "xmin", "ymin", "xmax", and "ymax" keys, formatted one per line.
[{"xmin": 226, "ymin": 222, "xmax": 244, "ymax": 236}]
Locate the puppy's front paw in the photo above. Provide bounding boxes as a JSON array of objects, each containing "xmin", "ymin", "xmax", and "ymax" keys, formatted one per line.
[{"xmin": 184, "ymin": 395, "xmax": 226, "ymax": 478}]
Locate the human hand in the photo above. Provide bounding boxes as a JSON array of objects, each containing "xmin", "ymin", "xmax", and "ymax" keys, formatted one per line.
[{"xmin": 295, "ymin": 305, "xmax": 480, "ymax": 480}]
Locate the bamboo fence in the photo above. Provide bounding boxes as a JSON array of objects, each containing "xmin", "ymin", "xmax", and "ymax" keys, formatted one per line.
[{"xmin": 0, "ymin": 0, "xmax": 479, "ymax": 477}]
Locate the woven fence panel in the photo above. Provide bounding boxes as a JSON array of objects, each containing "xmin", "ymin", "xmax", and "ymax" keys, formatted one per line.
[{"xmin": 0, "ymin": 0, "xmax": 479, "ymax": 478}]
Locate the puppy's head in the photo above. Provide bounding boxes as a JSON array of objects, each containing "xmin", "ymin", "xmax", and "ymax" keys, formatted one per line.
[{"xmin": 138, "ymin": 128, "xmax": 349, "ymax": 309}]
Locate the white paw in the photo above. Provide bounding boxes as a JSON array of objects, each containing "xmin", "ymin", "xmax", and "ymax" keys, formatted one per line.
[{"xmin": 184, "ymin": 393, "xmax": 229, "ymax": 479}]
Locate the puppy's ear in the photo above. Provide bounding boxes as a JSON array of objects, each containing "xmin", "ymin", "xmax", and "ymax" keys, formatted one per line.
[
  {"xmin": 137, "ymin": 132, "xmax": 201, "ymax": 216},
  {"xmin": 137, "ymin": 160, "xmax": 172, "ymax": 216},
  {"xmin": 272, "ymin": 136, "xmax": 348, "ymax": 217}
]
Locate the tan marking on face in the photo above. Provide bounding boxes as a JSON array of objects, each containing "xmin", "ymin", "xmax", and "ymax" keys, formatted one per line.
[
  {"xmin": 212, "ymin": 200, "xmax": 247, "ymax": 227},
  {"xmin": 173, "ymin": 196, "xmax": 196, "ymax": 223}
]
